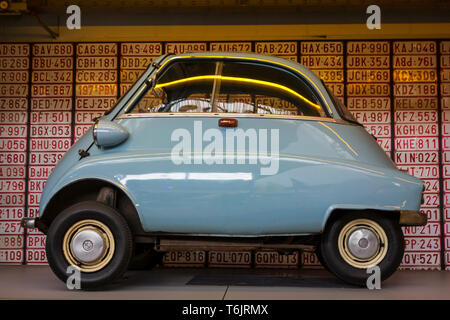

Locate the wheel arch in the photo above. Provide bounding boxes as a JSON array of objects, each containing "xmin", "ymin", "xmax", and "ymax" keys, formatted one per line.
[
  {"xmin": 321, "ymin": 206, "xmax": 401, "ymax": 233},
  {"xmin": 39, "ymin": 178, "xmax": 146, "ymax": 236}
]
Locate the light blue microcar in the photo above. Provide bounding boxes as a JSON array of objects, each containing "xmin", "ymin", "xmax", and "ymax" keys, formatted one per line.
[{"xmin": 22, "ymin": 52, "xmax": 427, "ymax": 288}]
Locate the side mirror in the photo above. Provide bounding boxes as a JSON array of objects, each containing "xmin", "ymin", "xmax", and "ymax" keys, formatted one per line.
[{"xmin": 93, "ymin": 119, "xmax": 129, "ymax": 148}]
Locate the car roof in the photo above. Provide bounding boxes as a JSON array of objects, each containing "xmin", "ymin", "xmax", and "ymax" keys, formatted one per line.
[
  {"xmin": 162, "ymin": 51, "xmax": 319, "ymax": 83},
  {"xmin": 158, "ymin": 51, "xmax": 338, "ymax": 118}
]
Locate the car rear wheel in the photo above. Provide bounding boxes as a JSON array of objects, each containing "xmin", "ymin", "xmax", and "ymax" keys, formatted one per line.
[
  {"xmin": 320, "ymin": 212, "xmax": 404, "ymax": 286},
  {"xmin": 46, "ymin": 201, "xmax": 133, "ymax": 289}
]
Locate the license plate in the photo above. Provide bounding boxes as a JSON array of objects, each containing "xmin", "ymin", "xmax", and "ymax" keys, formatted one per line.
[
  {"xmin": 403, "ymin": 223, "xmax": 441, "ymax": 236},
  {"xmin": 301, "ymin": 55, "xmax": 343, "ymax": 69},
  {"xmin": 404, "ymin": 237, "xmax": 441, "ymax": 251},
  {"xmin": 254, "ymin": 250, "xmax": 299, "ymax": 268},
  {"xmin": 25, "ymin": 248, "xmax": 47, "ymax": 264},
  {"xmin": 346, "ymin": 55, "xmax": 389, "ymax": 68},
  {"xmin": 0, "ymin": 139, "xmax": 26, "ymax": 152},
  {"xmin": 30, "ymin": 138, "xmax": 71, "ymax": 152},
  {"xmin": 33, "ymin": 43, "xmax": 73, "ymax": 56},
  {"xmin": 347, "ymin": 41, "xmax": 389, "ymax": 55},
  {"xmin": 393, "ymin": 55, "xmax": 436, "ymax": 68},
  {"xmin": 76, "ymin": 70, "xmax": 117, "ymax": 83},
  {"xmin": 255, "ymin": 42, "xmax": 297, "ymax": 55},
  {"xmin": 347, "ymin": 69, "xmax": 390, "ymax": 82},
  {"xmin": 400, "ymin": 252, "xmax": 440, "ymax": 268},
  {"xmin": 0, "ymin": 180, "xmax": 25, "ymax": 193},
  {"xmin": 162, "ymin": 250, "xmax": 206, "ymax": 267},
  {"xmin": 395, "ymin": 137, "xmax": 439, "ymax": 151},
  {"xmin": 29, "ymin": 152, "xmax": 65, "ymax": 165},
  {"xmin": 0, "ymin": 44, "xmax": 30, "ymax": 56},
  {"xmin": 32, "ymin": 70, "xmax": 73, "ymax": 83},
  {"xmin": 165, "ymin": 42, "xmax": 207, "ymax": 54},
  {"xmin": 77, "ymin": 43, "xmax": 117, "ymax": 56},
  {"xmin": 120, "ymin": 57, "xmax": 155, "ymax": 69},
  {"xmin": 76, "ymin": 57, "xmax": 117, "ymax": 69},
  {"xmin": 394, "ymin": 151, "xmax": 439, "ymax": 165},
  {"xmin": 300, "ymin": 251, "xmax": 323, "ymax": 269},
  {"xmin": 300, "ymin": 41, "xmax": 343, "ymax": 54},
  {"xmin": 28, "ymin": 179, "xmax": 46, "ymax": 193},
  {"xmin": 30, "ymin": 111, "xmax": 71, "ymax": 124},
  {"xmin": 393, "ymin": 41, "xmax": 436, "ymax": 54},
  {"xmin": 210, "ymin": 42, "xmax": 252, "ymax": 52},
  {"xmin": 0, "ymin": 235, "xmax": 24, "ymax": 249},
  {"xmin": 396, "ymin": 165, "xmax": 439, "ymax": 179},
  {"xmin": 32, "ymin": 57, "xmax": 73, "ymax": 70},
  {"xmin": 0, "ymin": 58, "xmax": 29, "ymax": 70},
  {"xmin": 121, "ymin": 43, "xmax": 162, "ymax": 56},
  {"xmin": 0, "ymin": 152, "xmax": 26, "ymax": 165},
  {"xmin": 394, "ymin": 83, "xmax": 437, "ymax": 97},
  {"xmin": 0, "ymin": 249, "xmax": 23, "ymax": 263},
  {"xmin": 30, "ymin": 125, "xmax": 71, "ymax": 138},
  {"xmin": 31, "ymin": 84, "xmax": 72, "ymax": 97},
  {"xmin": 75, "ymin": 97, "xmax": 117, "ymax": 110},
  {"xmin": 394, "ymin": 97, "xmax": 437, "ymax": 110},
  {"xmin": 393, "ymin": 69, "xmax": 437, "ymax": 82},
  {"xmin": 347, "ymin": 97, "xmax": 390, "ymax": 110},
  {"xmin": 395, "ymin": 124, "xmax": 438, "ymax": 137},
  {"xmin": 0, "ymin": 166, "xmax": 26, "ymax": 178},
  {"xmin": 0, "ymin": 221, "xmax": 23, "ymax": 235},
  {"xmin": 395, "ymin": 110, "xmax": 437, "ymax": 123},
  {"xmin": 29, "ymin": 166, "xmax": 54, "ymax": 179},
  {"xmin": 347, "ymin": 83, "xmax": 390, "ymax": 96},
  {"xmin": 0, "ymin": 125, "xmax": 27, "ymax": 138},
  {"xmin": 76, "ymin": 84, "xmax": 117, "ymax": 97},
  {"xmin": 26, "ymin": 235, "xmax": 46, "ymax": 249},
  {"xmin": 208, "ymin": 251, "xmax": 252, "ymax": 268}
]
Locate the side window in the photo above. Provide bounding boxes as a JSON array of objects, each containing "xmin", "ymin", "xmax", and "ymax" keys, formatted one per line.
[
  {"xmin": 130, "ymin": 90, "xmax": 163, "ymax": 113},
  {"xmin": 218, "ymin": 61, "xmax": 325, "ymax": 117},
  {"xmin": 128, "ymin": 59, "xmax": 328, "ymax": 118},
  {"xmin": 130, "ymin": 61, "xmax": 216, "ymax": 113}
]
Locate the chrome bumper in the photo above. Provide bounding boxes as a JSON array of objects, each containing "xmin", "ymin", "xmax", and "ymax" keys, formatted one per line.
[
  {"xmin": 21, "ymin": 217, "xmax": 36, "ymax": 229},
  {"xmin": 399, "ymin": 210, "xmax": 428, "ymax": 226}
]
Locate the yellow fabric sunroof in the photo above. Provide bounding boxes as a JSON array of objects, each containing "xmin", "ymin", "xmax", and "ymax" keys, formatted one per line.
[{"xmin": 154, "ymin": 75, "xmax": 322, "ymax": 111}]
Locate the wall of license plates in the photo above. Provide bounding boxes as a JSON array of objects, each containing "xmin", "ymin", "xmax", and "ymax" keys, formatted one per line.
[{"xmin": 0, "ymin": 40, "xmax": 449, "ymax": 270}]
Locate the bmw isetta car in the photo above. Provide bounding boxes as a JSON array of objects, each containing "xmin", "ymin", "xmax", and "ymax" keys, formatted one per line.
[{"xmin": 22, "ymin": 52, "xmax": 427, "ymax": 289}]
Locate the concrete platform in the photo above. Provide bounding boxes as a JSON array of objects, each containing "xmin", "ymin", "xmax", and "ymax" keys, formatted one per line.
[{"xmin": 1, "ymin": 266, "xmax": 450, "ymax": 300}]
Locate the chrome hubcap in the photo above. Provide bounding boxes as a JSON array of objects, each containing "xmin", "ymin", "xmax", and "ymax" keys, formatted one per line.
[
  {"xmin": 71, "ymin": 229, "xmax": 105, "ymax": 263},
  {"xmin": 346, "ymin": 228, "xmax": 379, "ymax": 260}
]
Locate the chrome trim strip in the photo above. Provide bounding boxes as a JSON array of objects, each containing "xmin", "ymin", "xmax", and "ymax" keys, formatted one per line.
[{"xmin": 117, "ymin": 112, "xmax": 339, "ymax": 123}]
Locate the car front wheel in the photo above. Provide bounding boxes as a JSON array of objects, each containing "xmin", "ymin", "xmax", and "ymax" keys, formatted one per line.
[
  {"xmin": 320, "ymin": 212, "xmax": 404, "ymax": 286},
  {"xmin": 46, "ymin": 201, "xmax": 133, "ymax": 289}
]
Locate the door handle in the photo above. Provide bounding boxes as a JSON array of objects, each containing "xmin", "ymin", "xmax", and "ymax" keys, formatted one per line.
[{"xmin": 218, "ymin": 118, "xmax": 238, "ymax": 128}]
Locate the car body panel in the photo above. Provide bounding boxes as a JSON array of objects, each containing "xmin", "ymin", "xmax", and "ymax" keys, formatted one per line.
[{"xmin": 39, "ymin": 52, "xmax": 424, "ymax": 236}]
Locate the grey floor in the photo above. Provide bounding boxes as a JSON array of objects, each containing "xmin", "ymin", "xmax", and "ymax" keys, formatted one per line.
[{"xmin": 1, "ymin": 265, "xmax": 450, "ymax": 299}]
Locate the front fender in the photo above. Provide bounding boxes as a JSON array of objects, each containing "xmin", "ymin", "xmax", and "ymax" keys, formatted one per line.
[{"xmin": 39, "ymin": 158, "xmax": 144, "ymax": 224}]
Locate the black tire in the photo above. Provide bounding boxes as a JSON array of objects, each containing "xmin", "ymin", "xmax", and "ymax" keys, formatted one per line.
[
  {"xmin": 46, "ymin": 201, "xmax": 133, "ymax": 289},
  {"xmin": 320, "ymin": 212, "xmax": 404, "ymax": 286},
  {"xmin": 314, "ymin": 244, "xmax": 331, "ymax": 272}
]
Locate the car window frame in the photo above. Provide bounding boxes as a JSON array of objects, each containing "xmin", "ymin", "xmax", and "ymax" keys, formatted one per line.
[{"xmin": 125, "ymin": 57, "xmax": 333, "ymax": 119}]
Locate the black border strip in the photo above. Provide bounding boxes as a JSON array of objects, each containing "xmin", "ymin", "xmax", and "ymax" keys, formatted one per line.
[
  {"xmin": 22, "ymin": 43, "xmax": 32, "ymax": 264},
  {"xmin": 437, "ymin": 40, "xmax": 446, "ymax": 270}
]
